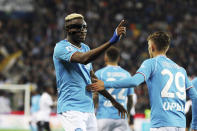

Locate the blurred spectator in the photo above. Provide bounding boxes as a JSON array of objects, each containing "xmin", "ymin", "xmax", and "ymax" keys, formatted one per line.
[{"xmin": 0, "ymin": 91, "xmax": 11, "ymax": 114}]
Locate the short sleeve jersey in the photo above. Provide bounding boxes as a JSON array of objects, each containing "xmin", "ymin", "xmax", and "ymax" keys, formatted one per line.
[
  {"xmin": 53, "ymin": 40, "xmax": 94, "ymax": 113},
  {"xmin": 136, "ymin": 55, "xmax": 192, "ymax": 128},
  {"xmin": 95, "ymin": 65, "xmax": 134, "ymax": 119}
]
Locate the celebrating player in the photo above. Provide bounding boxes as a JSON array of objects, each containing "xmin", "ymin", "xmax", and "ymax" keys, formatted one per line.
[
  {"xmin": 87, "ymin": 31, "xmax": 197, "ymax": 131},
  {"xmin": 94, "ymin": 46, "xmax": 133, "ymax": 131},
  {"xmin": 53, "ymin": 13, "xmax": 127, "ymax": 131}
]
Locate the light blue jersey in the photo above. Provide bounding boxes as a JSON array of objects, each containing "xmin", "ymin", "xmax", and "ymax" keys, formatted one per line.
[
  {"xmin": 53, "ymin": 40, "xmax": 94, "ymax": 113},
  {"xmin": 95, "ymin": 65, "xmax": 134, "ymax": 119},
  {"xmin": 136, "ymin": 55, "xmax": 192, "ymax": 128},
  {"xmin": 104, "ymin": 55, "xmax": 193, "ymax": 128},
  {"xmin": 192, "ymin": 77, "xmax": 197, "ymax": 130},
  {"xmin": 192, "ymin": 78, "xmax": 197, "ymax": 91},
  {"xmin": 31, "ymin": 94, "xmax": 41, "ymax": 113}
]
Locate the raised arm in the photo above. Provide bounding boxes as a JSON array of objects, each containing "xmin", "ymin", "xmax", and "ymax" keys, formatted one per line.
[{"xmin": 71, "ymin": 20, "xmax": 126, "ymax": 64}]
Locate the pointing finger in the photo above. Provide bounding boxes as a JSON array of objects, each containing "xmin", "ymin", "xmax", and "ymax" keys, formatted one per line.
[{"xmin": 117, "ymin": 20, "xmax": 126, "ymax": 27}]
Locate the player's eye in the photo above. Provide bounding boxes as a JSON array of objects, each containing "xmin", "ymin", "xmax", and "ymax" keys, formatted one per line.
[{"xmin": 67, "ymin": 24, "xmax": 87, "ymax": 30}]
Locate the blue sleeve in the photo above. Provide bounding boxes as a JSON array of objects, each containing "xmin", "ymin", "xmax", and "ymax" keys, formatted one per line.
[
  {"xmin": 192, "ymin": 77, "xmax": 197, "ymax": 90},
  {"xmin": 128, "ymin": 88, "xmax": 134, "ymax": 95},
  {"xmin": 184, "ymin": 72, "xmax": 193, "ymax": 90},
  {"xmin": 136, "ymin": 59, "xmax": 154, "ymax": 81},
  {"xmin": 104, "ymin": 73, "xmax": 144, "ymax": 89},
  {"xmin": 187, "ymin": 87, "xmax": 197, "ymax": 130},
  {"xmin": 127, "ymin": 73, "xmax": 134, "ymax": 95},
  {"xmin": 54, "ymin": 44, "xmax": 77, "ymax": 62}
]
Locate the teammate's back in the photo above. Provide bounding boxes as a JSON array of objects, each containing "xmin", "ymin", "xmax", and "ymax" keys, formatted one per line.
[
  {"xmin": 141, "ymin": 55, "xmax": 189, "ymax": 127},
  {"xmin": 88, "ymin": 31, "xmax": 197, "ymax": 131},
  {"xmin": 96, "ymin": 65, "xmax": 133, "ymax": 119}
]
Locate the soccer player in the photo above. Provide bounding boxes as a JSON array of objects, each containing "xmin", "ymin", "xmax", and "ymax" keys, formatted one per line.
[
  {"xmin": 191, "ymin": 77, "xmax": 197, "ymax": 131},
  {"xmin": 29, "ymin": 90, "xmax": 41, "ymax": 131},
  {"xmin": 87, "ymin": 31, "xmax": 197, "ymax": 131},
  {"xmin": 94, "ymin": 46, "xmax": 133, "ymax": 131},
  {"xmin": 53, "ymin": 13, "xmax": 127, "ymax": 131},
  {"xmin": 36, "ymin": 86, "xmax": 54, "ymax": 131}
]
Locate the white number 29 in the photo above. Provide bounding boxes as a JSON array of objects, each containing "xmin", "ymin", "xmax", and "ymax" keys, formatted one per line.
[{"xmin": 161, "ymin": 69, "xmax": 186, "ymax": 100}]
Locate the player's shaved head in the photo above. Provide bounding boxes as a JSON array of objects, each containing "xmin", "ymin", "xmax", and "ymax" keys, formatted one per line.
[{"xmin": 147, "ymin": 31, "xmax": 170, "ymax": 51}]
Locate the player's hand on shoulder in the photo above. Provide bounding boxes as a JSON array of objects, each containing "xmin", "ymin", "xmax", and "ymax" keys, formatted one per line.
[
  {"xmin": 86, "ymin": 79, "xmax": 105, "ymax": 92},
  {"xmin": 109, "ymin": 20, "xmax": 126, "ymax": 44},
  {"xmin": 111, "ymin": 100, "xmax": 128, "ymax": 119}
]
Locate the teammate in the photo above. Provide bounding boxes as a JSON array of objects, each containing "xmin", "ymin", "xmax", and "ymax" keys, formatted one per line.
[
  {"xmin": 191, "ymin": 78, "xmax": 197, "ymax": 130},
  {"xmin": 94, "ymin": 46, "xmax": 133, "ymax": 131},
  {"xmin": 87, "ymin": 31, "xmax": 197, "ymax": 131},
  {"xmin": 29, "ymin": 90, "xmax": 41, "ymax": 131},
  {"xmin": 36, "ymin": 86, "xmax": 54, "ymax": 131},
  {"xmin": 53, "ymin": 13, "xmax": 127, "ymax": 131},
  {"xmin": 128, "ymin": 93, "xmax": 137, "ymax": 131}
]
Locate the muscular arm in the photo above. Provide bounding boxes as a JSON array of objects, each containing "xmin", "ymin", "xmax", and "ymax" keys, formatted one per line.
[
  {"xmin": 127, "ymin": 95, "xmax": 133, "ymax": 114},
  {"xmin": 70, "ymin": 20, "xmax": 126, "ymax": 64},
  {"xmin": 90, "ymin": 70, "xmax": 120, "ymax": 102},
  {"xmin": 90, "ymin": 70, "xmax": 127, "ymax": 118},
  {"xmin": 71, "ymin": 42, "xmax": 111, "ymax": 64}
]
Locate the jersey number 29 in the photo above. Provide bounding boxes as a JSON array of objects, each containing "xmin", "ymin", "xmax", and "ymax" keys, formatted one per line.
[{"xmin": 161, "ymin": 69, "xmax": 186, "ymax": 100}]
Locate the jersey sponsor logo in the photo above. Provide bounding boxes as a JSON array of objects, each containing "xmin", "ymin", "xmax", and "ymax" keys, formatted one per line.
[
  {"xmin": 75, "ymin": 128, "xmax": 83, "ymax": 131},
  {"xmin": 163, "ymin": 102, "xmax": 184, "ymax": 112}
]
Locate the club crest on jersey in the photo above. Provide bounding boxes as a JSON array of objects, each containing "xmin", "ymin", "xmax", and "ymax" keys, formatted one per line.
[
  {"xmin": 65, "ymin": 46, "xmax": 73, "ymax": 52},
  {"xmin": 75, "ymin": 128, "xmax": 83, "ymax": 131}
]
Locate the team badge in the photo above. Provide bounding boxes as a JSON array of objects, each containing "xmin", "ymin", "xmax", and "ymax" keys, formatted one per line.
[{"xmin": 65, "ymin": 46, "xmax": 73, "ymax": 52}]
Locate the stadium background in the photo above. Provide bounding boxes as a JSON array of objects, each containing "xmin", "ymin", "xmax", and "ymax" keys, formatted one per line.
[{"xmin": 0, "ymin": 0, "xmax": 197, "ymax": 131}]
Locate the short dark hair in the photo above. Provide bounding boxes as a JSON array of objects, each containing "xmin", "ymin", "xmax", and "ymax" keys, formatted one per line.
[
  {"xmin": 105, "ymin": 46, "xmax": 120, "ymax": 62},
  {"xmin": 147, "ymin": 31, "xmax": 170, "ymax": 51}
]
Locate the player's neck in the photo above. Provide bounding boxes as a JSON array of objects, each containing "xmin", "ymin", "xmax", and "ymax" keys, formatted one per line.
[
  {"xmin": 153, "ymin": 52, "xmax": 166, "ymax": 57},
  {"xmin": 105, "ymin": 62, "xmax": 118, "ymax": 66},
  {"xmin": 67, "ymin": 37, "xmax": 81, "ymax": 48}
]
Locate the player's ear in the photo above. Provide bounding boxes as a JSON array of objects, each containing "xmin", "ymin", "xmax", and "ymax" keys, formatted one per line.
[
  {"xmin": 152, "ymin": 44, "xmax": 156, "ymax": 52},
  {"xmin": 104, "ymin": 54, "xmax": 108, "ymax": 62}
]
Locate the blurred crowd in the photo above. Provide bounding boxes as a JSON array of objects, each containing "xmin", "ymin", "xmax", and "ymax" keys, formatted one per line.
[{"xmin": 0, "ymin": 0, "xmax": 197, "ymax": 113}]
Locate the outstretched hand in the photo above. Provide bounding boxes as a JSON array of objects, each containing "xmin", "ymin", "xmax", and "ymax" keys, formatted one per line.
[
  {"xmin": 109, "ymin": 20, "xmax": 126, "ymax": 44},
  {"xmin": 111, "ymin": 100, "xmax": 128, "ymax": 119}
]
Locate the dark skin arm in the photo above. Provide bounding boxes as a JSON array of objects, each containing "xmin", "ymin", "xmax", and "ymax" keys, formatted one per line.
[
  {"xmin": 90, "ymin": 70, "xmax": 128, "ymax": 118},
  {"xmin": 71, "ymin": 20, "xmax": 126, "ymax": 64},
  {"xmin": 127, "ymin": 95, "xmax": 133, "ymax": 114},
  {"xmin": 127, "ymin": 95, "xmax": 133, "ymax": 123}
]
